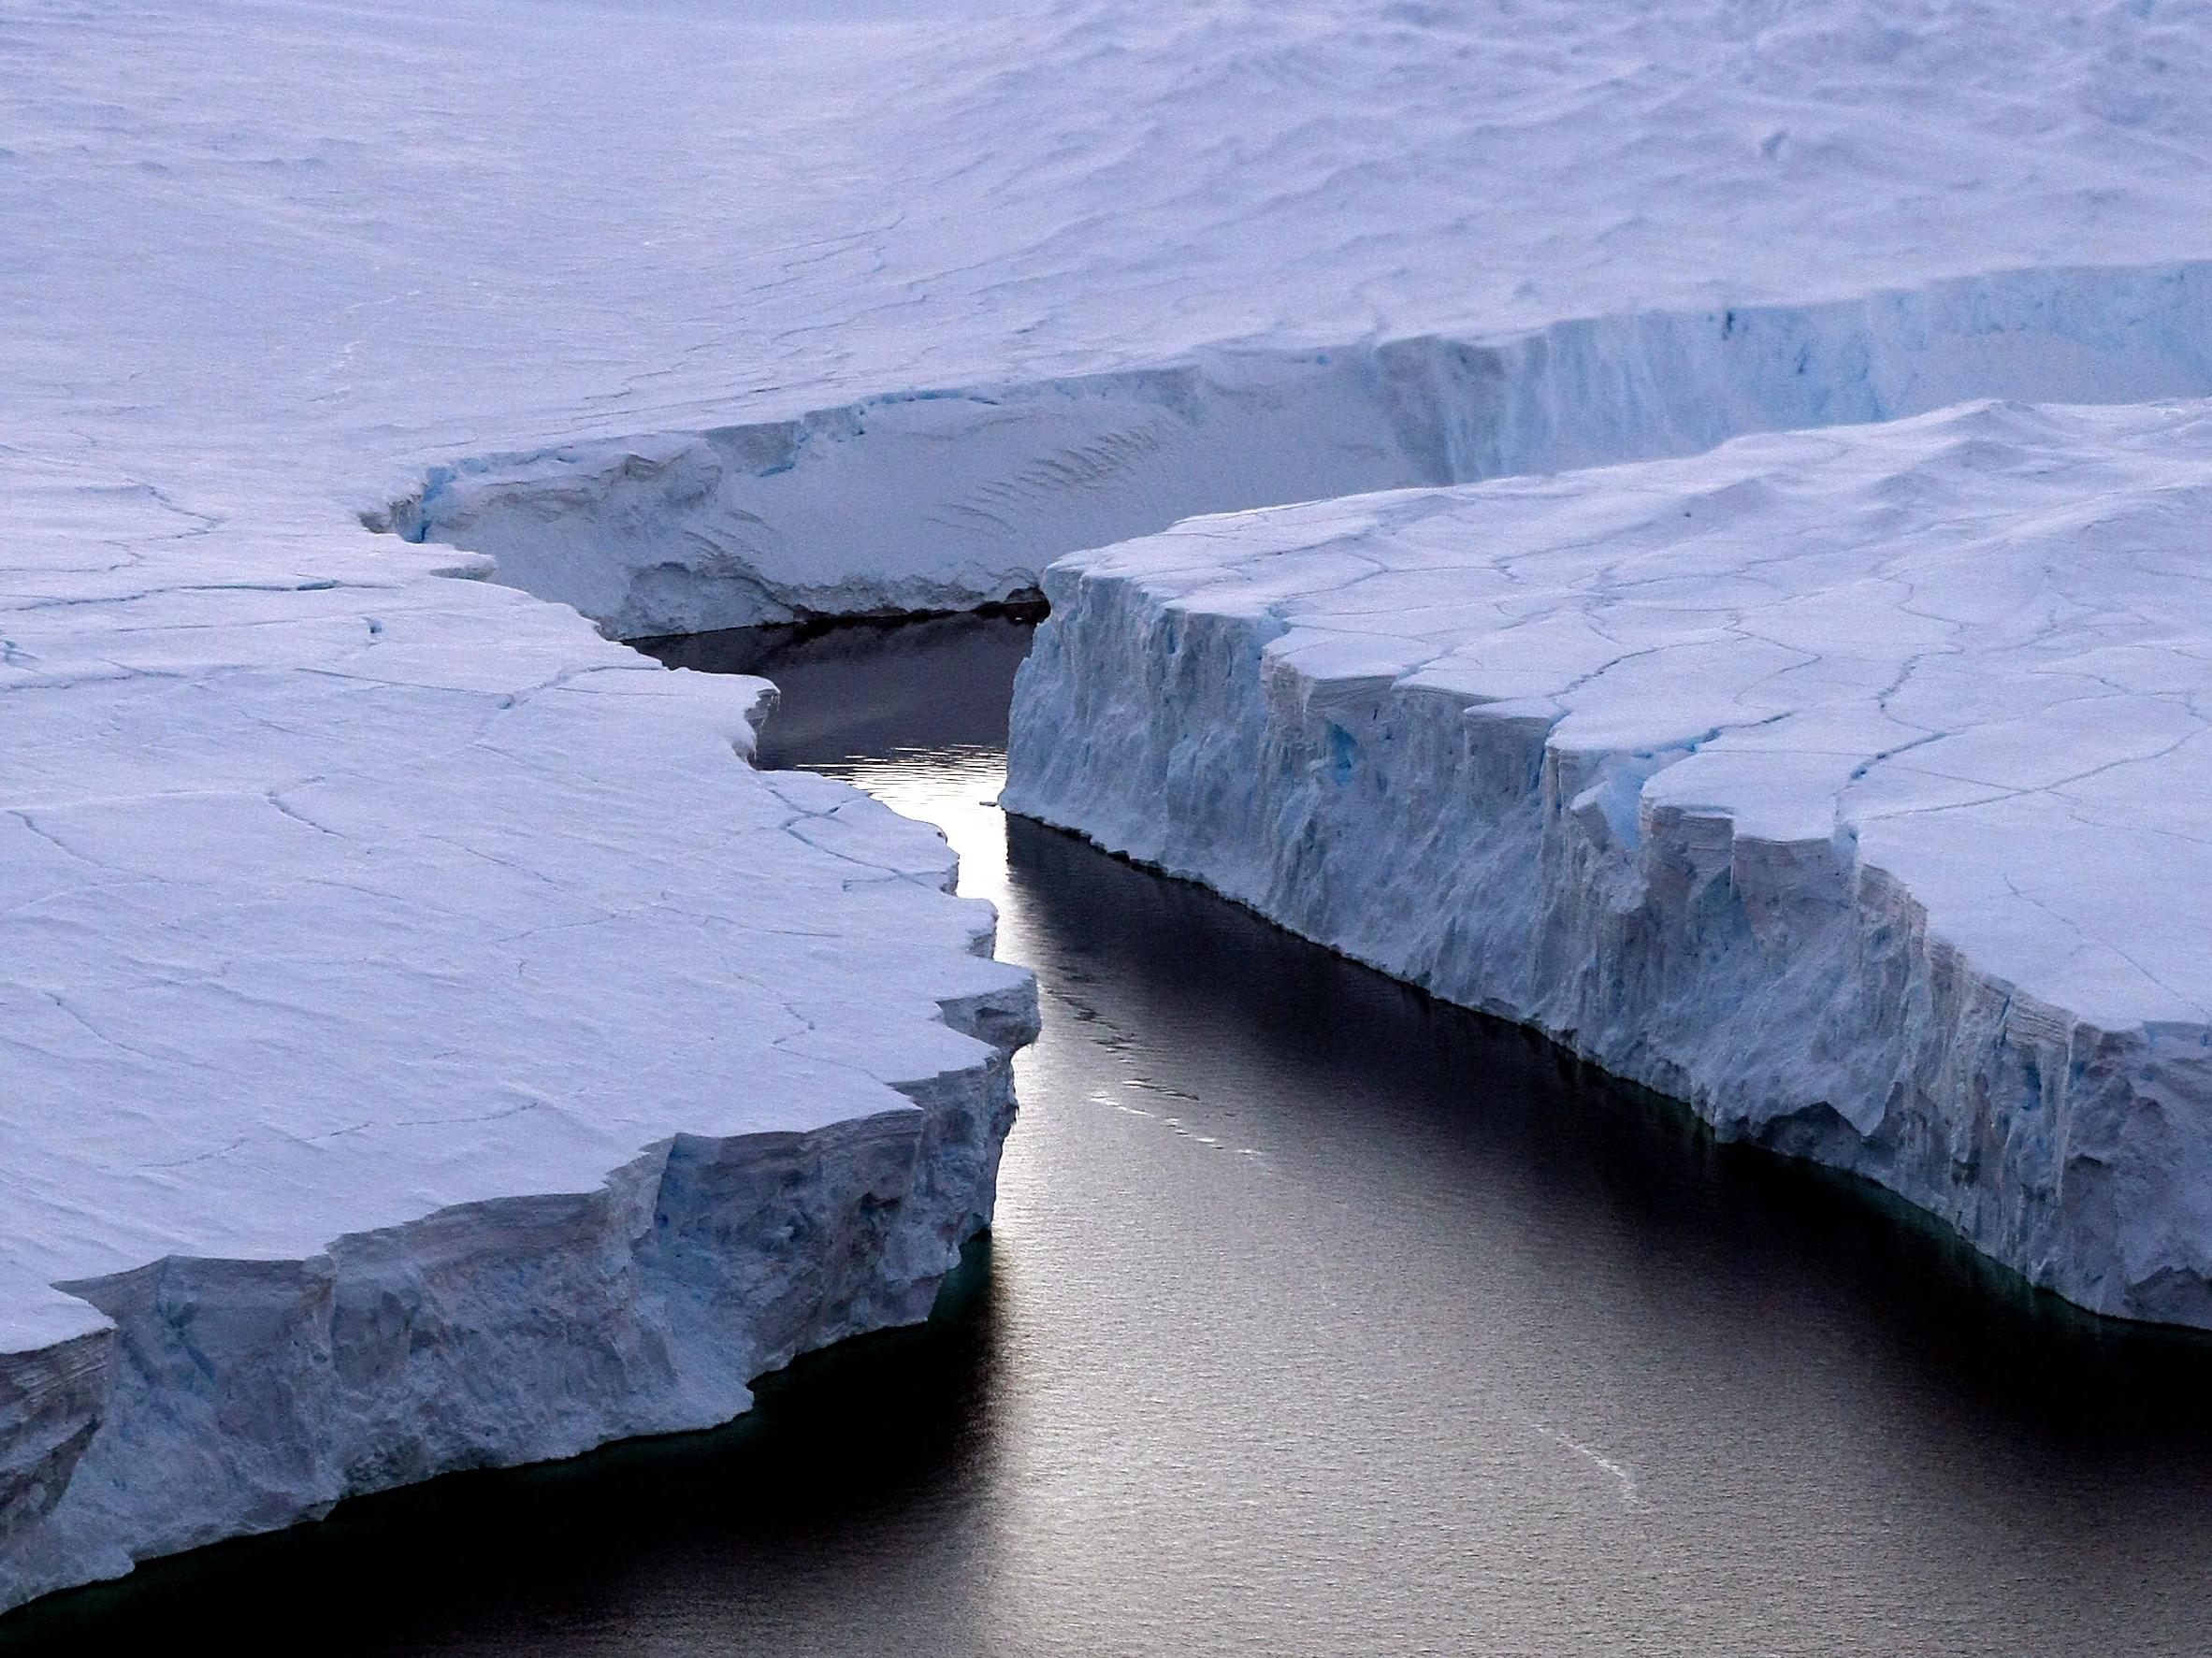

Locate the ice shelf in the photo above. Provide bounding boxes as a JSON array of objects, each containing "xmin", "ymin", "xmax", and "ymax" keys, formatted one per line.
[
  {"xmin": 11, "ymin": 0, "xmax": 2212, "ymax": 1614},
  {"xmin": 394, "ymin": 265, "xmax": 2212, "ymax": 640},
  {"xmin": 0, "ymin": 476, "xmax": 1037, "ymax": 1608},
  {"xmin": 1005, "ymin": 399, "xmax": 2212, "ymax": 1326}
]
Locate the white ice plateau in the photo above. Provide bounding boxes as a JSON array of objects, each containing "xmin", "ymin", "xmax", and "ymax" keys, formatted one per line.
[
  {"xmin": 10, "ymin": 0, "xmax": 2212, "ymax": 1616},
  {"xmin": 1005, "ymin": 400, "xmax": 2212, "ymax": 1325}
]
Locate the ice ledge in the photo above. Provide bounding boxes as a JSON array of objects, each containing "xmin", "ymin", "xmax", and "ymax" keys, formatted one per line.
[
  {"xmin": 1005, "ymin": 397, "xmax": 2212, "ymax": 1327},
  {"xmin": 0, "ymin": 541, "xmax": 1039, "ymax": 1614},
  {"xmin": 1, "ymin": 886, "xmax": 1037, "ymax": 1617},
  {"xmin": 0, "ymin": 1076, "xmax": 1031, "ymax": 1612},
  {"xmin": 377, "ymin": 261, "xmax": 2212, "ymax": 640}
]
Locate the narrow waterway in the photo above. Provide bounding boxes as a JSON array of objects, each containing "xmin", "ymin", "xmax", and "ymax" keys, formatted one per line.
[{"xmin": 14, "ymin": 612, "xmax": 2212, "ymax": 1656}]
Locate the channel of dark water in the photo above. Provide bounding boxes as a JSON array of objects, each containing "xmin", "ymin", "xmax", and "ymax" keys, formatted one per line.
[{"xmin": 10, "ymin": 610, "xmax": 2212, "ymax": 1655}]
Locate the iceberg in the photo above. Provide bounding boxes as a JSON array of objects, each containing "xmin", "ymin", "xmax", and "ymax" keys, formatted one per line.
[
  {"xmin": 0, "ymin": 519, "xmax": 1036, "ymax": 1609},
  {"xmin": 391, "ymin": 266, "xmax": 2212, "ymax": 640},
  {"xmin": 1005, "ymin": 399, "xmax": 2212, "ymax": 1326},
  {"xmin": 11, "ymin": 0, "xmax": 2212, "ymax": 1615}
]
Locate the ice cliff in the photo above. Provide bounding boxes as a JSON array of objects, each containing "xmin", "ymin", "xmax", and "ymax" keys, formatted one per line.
[
  {"xmin": 0, "ymin": 541, "xmax": 1037, "ymax": 1610},
  {"xmin": 388, "ymin": 264, "xmax": 2212, "ymax": 640},
  {"xmin": 12, "ymin": 0, "xmax": 2212, "ymax": 1618},
  {"xmin": 1005, "ymin": 400, "xmax": 2212, "ymax": 1326}
]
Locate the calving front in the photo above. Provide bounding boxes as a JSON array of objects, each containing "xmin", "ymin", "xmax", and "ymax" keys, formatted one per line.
[{"xmin": 1005, "ymin": 398, "xmax": 2212, "ymax": 1325}]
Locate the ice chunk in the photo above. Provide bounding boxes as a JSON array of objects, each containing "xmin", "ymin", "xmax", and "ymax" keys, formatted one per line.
[{"xmin": 1006, "ymin": 399, "xmax": 2212, "ymax": 1326}]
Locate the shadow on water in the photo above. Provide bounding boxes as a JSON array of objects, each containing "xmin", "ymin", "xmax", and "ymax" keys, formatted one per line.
[
  {"xmin": 14, "ymin": 607, "xmax": 2212, "ymax": 1656},
  {"xmin": 642, "ymin": 602, "xmax": 1044, "ymax": 759},
  {"xmin": 1002, "ymin": 806, "xmax": 2212, "ymax": 1437},
  {"xmin": 0, "ymin": 1247, "xmax": 1005, "ymax": 1656}
]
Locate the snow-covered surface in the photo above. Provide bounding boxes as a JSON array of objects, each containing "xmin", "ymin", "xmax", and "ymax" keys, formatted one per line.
[
  {"xmin": 1005, "ymin": 398, "xmax": 2212, "ymax": 1324},
  {"xmin": 371, "ymin": 4, "xmax": 2212, "ymax": 637},
  {"xmin": 10, "ymin": 0, "xmax": 2212, "ymax": 1612},
  {"xmin": 22, "ymin": 0, "xmax": 2212, "ymax": 638},
  {"xmin": 402, "ymin": 266, "xmax": 2212, "ymax": 639},
  {"xmin": 0, "ymin": 469, "xmax": 1037, "ymax": 1608}
]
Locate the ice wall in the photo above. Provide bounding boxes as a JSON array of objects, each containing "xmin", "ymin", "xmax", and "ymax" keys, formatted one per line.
[
  {"xmin": 0, "ymin": 547, "xmax": 1040, "ymax": 1613},
  {"xmin": 14, "ymin": 0, "xmax": 2212, "ymax": 1617},
  {"xmin": 384, "ymin": 262, "xmax": 2212, "ymax": 639},
  {"xmin": 0, "ymin": 1050, "xmax": 1029, "ymax": 1612},
  {"xmin": 1003, "ymin": 400, "xmax": 2212, "ymax": 1326}
]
